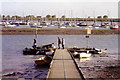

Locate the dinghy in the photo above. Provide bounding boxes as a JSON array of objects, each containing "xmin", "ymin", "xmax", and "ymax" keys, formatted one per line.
[
  {"xmin": 79, "ymin": 52, "xmax": 91, "ymax": 58},
  {"xmin": 35, "ymin": 56, "xmax": 52, "ymax": 65}
]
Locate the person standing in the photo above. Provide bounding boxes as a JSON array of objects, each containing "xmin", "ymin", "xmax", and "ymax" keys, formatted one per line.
[
  {"xmin": 62, "ymin": 38, "xmax": 65, "ymax": 49},
  {"xmin": 32, "ymin": 39, "xmax": 37, "ymax": 49},
  {"xmin": 51, "ymin": 43, "xmax": 56, "ymax": 49},
  {"xmin": 58, "ymin": 37, "xmax": 61, "ymax": 49}
]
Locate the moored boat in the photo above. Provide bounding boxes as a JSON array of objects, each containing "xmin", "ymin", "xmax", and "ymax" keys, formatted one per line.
[
  {"xmin": 73, "ymin": 51, "xmax": 91, "ymax": 58},
  {"xmin": 77, "ymin": 22, "xmax": 87, "ymax": 26},
  {"xmin": 23, "ymin": 47, "xmax": 55, "ymax": 55},
  {"xmin": 46, "ymin": 49, "xmax": 54, "ymax": 56},
  {"xmin": 35, "ymin": 56, "xmax": 52, "ymax": 65},
  {"xmin": 110, "ymin": 25, "xmax": 120, "ymax": 29},
  {"xmin": 104, "ymin": 26, "xmax": 110, "ymax": 29},
  {"xmin": 73, "ymin": 52, "xmax": 79, "ymax": 57},
  {"xmin": 79, "ymin": 52, "xmax": 91, "ymax": 58},
  {"xmin": 59, "ymin": 26, "xmax": 66, "ymax": 28},
  {"xmin": 6, "ymin": 24, "xmax": 16, "ymax": 28},
  {"xmin": 69, "ymin": 47, "xmax": 107, "ymax": 58}
]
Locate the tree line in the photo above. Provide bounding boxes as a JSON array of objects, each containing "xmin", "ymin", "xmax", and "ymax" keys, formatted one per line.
[{"xmin": 0, "ymin": 15, "xmax": 119, "ymax": 22}]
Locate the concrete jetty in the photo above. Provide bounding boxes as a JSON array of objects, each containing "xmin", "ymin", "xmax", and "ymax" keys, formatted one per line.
[{"xmin": 47, "ymin": 49, "xmax": 84, "ymax": 79}]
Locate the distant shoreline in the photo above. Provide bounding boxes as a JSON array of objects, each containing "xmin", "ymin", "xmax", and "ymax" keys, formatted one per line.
[{"xmin": 0, "ymin": 28, "xmax": 119, "ymax": 35}]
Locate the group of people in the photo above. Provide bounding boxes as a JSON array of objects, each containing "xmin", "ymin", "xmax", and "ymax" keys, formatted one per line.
[
  {"xmin": 58, "ymin": 37, "xmax": 65, "ymax": 49},
  {"xmin": 32, "ymin": 37, "xmax": 65, "ymax": 49}
]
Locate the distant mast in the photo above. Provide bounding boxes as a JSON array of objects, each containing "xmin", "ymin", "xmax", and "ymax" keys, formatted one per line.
[
  {"xmin": 107, "ymin": 10, "xmax": 112, "ymax": 25},
  {"xmin": 35, "ymin": 27, "xmax": 38, "ymax": 39},
  {"xmin": 93, "ymin": 10, "xmax": 96, "ymax": 25}
]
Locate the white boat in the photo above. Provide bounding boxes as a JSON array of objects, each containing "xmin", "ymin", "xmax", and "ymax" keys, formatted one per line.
[
  {"xmin": 79, "ymin": 52, "xmax": 91, "ymax": 58},
  {"xmin": 29, "ymin": 23, "xmax": 37, "ymax": 28},
  {"xmin": 75, "ymin": 26, "xmax": 80, "ymax": 28},
  {"xmin": 95, "ymin": 27, "xmax": 100, "ymax": 29},
  {"xmin": 42, "ymin": 26, "xmax": 48, "ymax": 28},
  {"xmin": 48, "ymin": 25, "xmax": 54, "ymax": 27},
  {"xmin": 73, "ymin": 50, "xmax": 91, "ymax": 58},
  {"xmin": 110, "ymin": 24, "xmax": 120, "ymax": 29},
  {"xmin": 92, "ymin": 24, "xmax": 101, "ymax": 29},
  {"xmin": 37, "ymin": 26, "xmax": 43, "ymax": 28},
  {"xmin": 73, "ymin": 52, "xmax": 79, "ymax": 57},
  {"xmin": 6, "ymin": 24, "xmax": 16, "ymax": 28},
  {"xmin": 59, "ymin": 26, "xmax": 66, "ymax": 28},
  {"xmin": 77, "ymin": 22, "xmax": 87, "ymax": 26}
]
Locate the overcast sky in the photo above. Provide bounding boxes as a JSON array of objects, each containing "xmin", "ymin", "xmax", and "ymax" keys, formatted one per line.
[{"xmin": 1, "ymin": 0, "xmax": 119, "ymax": 18}]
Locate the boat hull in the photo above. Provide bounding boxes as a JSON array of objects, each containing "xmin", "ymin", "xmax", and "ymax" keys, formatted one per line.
[
  {"xmin": 35, "ymin": 56, "xmax": 52, "ymax": 65},
  {"xmin": 79, "ymin": 52, "xmax": 91, "ymax": 58},
  {"xmin": 23, "ymin": 47, "xmax": 55, "ymax": 55},
  {"xmin": 110, "ymin": 27, "xmax": 120, "ymax": 29}
]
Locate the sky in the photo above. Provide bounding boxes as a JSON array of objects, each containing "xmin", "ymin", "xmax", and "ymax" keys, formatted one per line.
[{"xmin": 0, "ymin": 0, "xmax": 119, "ymax": 18}]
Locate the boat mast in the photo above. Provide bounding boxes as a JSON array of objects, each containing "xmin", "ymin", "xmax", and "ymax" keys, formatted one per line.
[
  {"xmin": 93, "ymin": 10, "xmax": 96, "ymax": 26},
  {"xmin": 35, "ymin": 26, "xmax": 38, "ymax": 39},
  {"xmin": 70, "ymin": 10, "xmax": 72, "ymax": 25}
]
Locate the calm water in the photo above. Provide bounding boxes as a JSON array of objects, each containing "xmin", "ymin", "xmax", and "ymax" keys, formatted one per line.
[{"xmin": 1, "ymin": 35, "xmax": 119, "ymax": 78}]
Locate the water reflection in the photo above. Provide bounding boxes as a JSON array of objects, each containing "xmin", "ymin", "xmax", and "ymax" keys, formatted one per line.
[{"xmin": 79, "ymin": 57, "xmax": 91, "ymax": 62}]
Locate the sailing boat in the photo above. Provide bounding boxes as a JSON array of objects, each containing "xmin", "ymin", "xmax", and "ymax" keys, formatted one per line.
[{"xmin": 23, "ymin": 26, "xmax": 55, "ymax": 55}]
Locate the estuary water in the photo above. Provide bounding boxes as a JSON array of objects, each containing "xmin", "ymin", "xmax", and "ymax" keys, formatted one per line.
[{"xmin": 1, "ymin": 35, "xmax": 119, "ymax": 78}]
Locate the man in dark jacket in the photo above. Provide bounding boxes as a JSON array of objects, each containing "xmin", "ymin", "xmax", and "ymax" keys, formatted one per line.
[
  {"xmin": 58, "ymin": 37, "xmax": 61, "ymax": 49},
  {"xmin": 32, "ymin": 39, "xmax": 37, "ymax": 49}
]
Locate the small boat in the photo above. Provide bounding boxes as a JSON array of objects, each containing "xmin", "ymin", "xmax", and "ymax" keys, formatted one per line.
[
  {"xmin": 110, "ymin": 25, "xmax": 120, "ymax": 29},
  {"xmin": 37, "ymin": 26, "xmax": 43, "ymax": 28},
  {"xmin": 46, "ymin": 49, "xmax": 54, "ymax": 56},
  {"xmin": 104, "ymin": 26, "xmax": 110, "ymax": 28},
  {"xmin": 75, "ymin": 26, "xmax": 80, "ymax": 28},
  {"xmin": 79, "ymin": 51, "xmax": 91, "ymax": 58},
  {"xmin": 29, "ymin": 23, "xmax": 38, "ymax": 28},
  {"xmin": 69, "ymin": 47, "xmax": 107, "ymax": 55},
  {"xmin": 23, "ymin": 43, "xmax": 56, "ymax": 55},
  {"xmin": 77, "ymin": 22, "xmax": 87, "ymax": 26},
  {"xmin": 94, "ymin": 48, "xmax": 107, "ymax": 54},
  {"xmin": 42, "ymin": 26, "xmax": 48, "ymax": 28},
  {"xmin": 92, "ymin": 24, "xmax": 101, "ymax": 29},
  {"xmin": 95, "ymin": 27, "xmax": 100, "ymax": 29},
  {"xmin": 35, "ymin": 56, "xmax": 52, "ymax": 65},
  {"xmin": 6, "ymin": 24, "xmax": 16, "ymax": 28},
  {"xmin": 39, "ymin": 22, "xmax": 48, "ymax": 28},
  {"xmin": 73, "ymin": 50, "xmax": 91, "ymax": 58},
  {"xmin": 59, "ymin": 26, "xmax": 66, "ymax": 28},
  {"xmin": 23, "ymin": 48, "xmax": 55, "ymax": 55},
  {"xmin": 73, "ymin": 52, "xmax": 79, "ymax": 57}
]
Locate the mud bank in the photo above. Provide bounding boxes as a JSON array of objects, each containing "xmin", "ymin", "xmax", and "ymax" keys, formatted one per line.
[
  {"xmin": 0, "ymin": 28, "xmax": 120, "ymax": 35},
  {"xmin": 2, "ymin": 63, "xmax": 49, "ymax": 79},
  {"xmin": 76, "ymin": 53, "xmax": 120, "ymax": 79}
]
